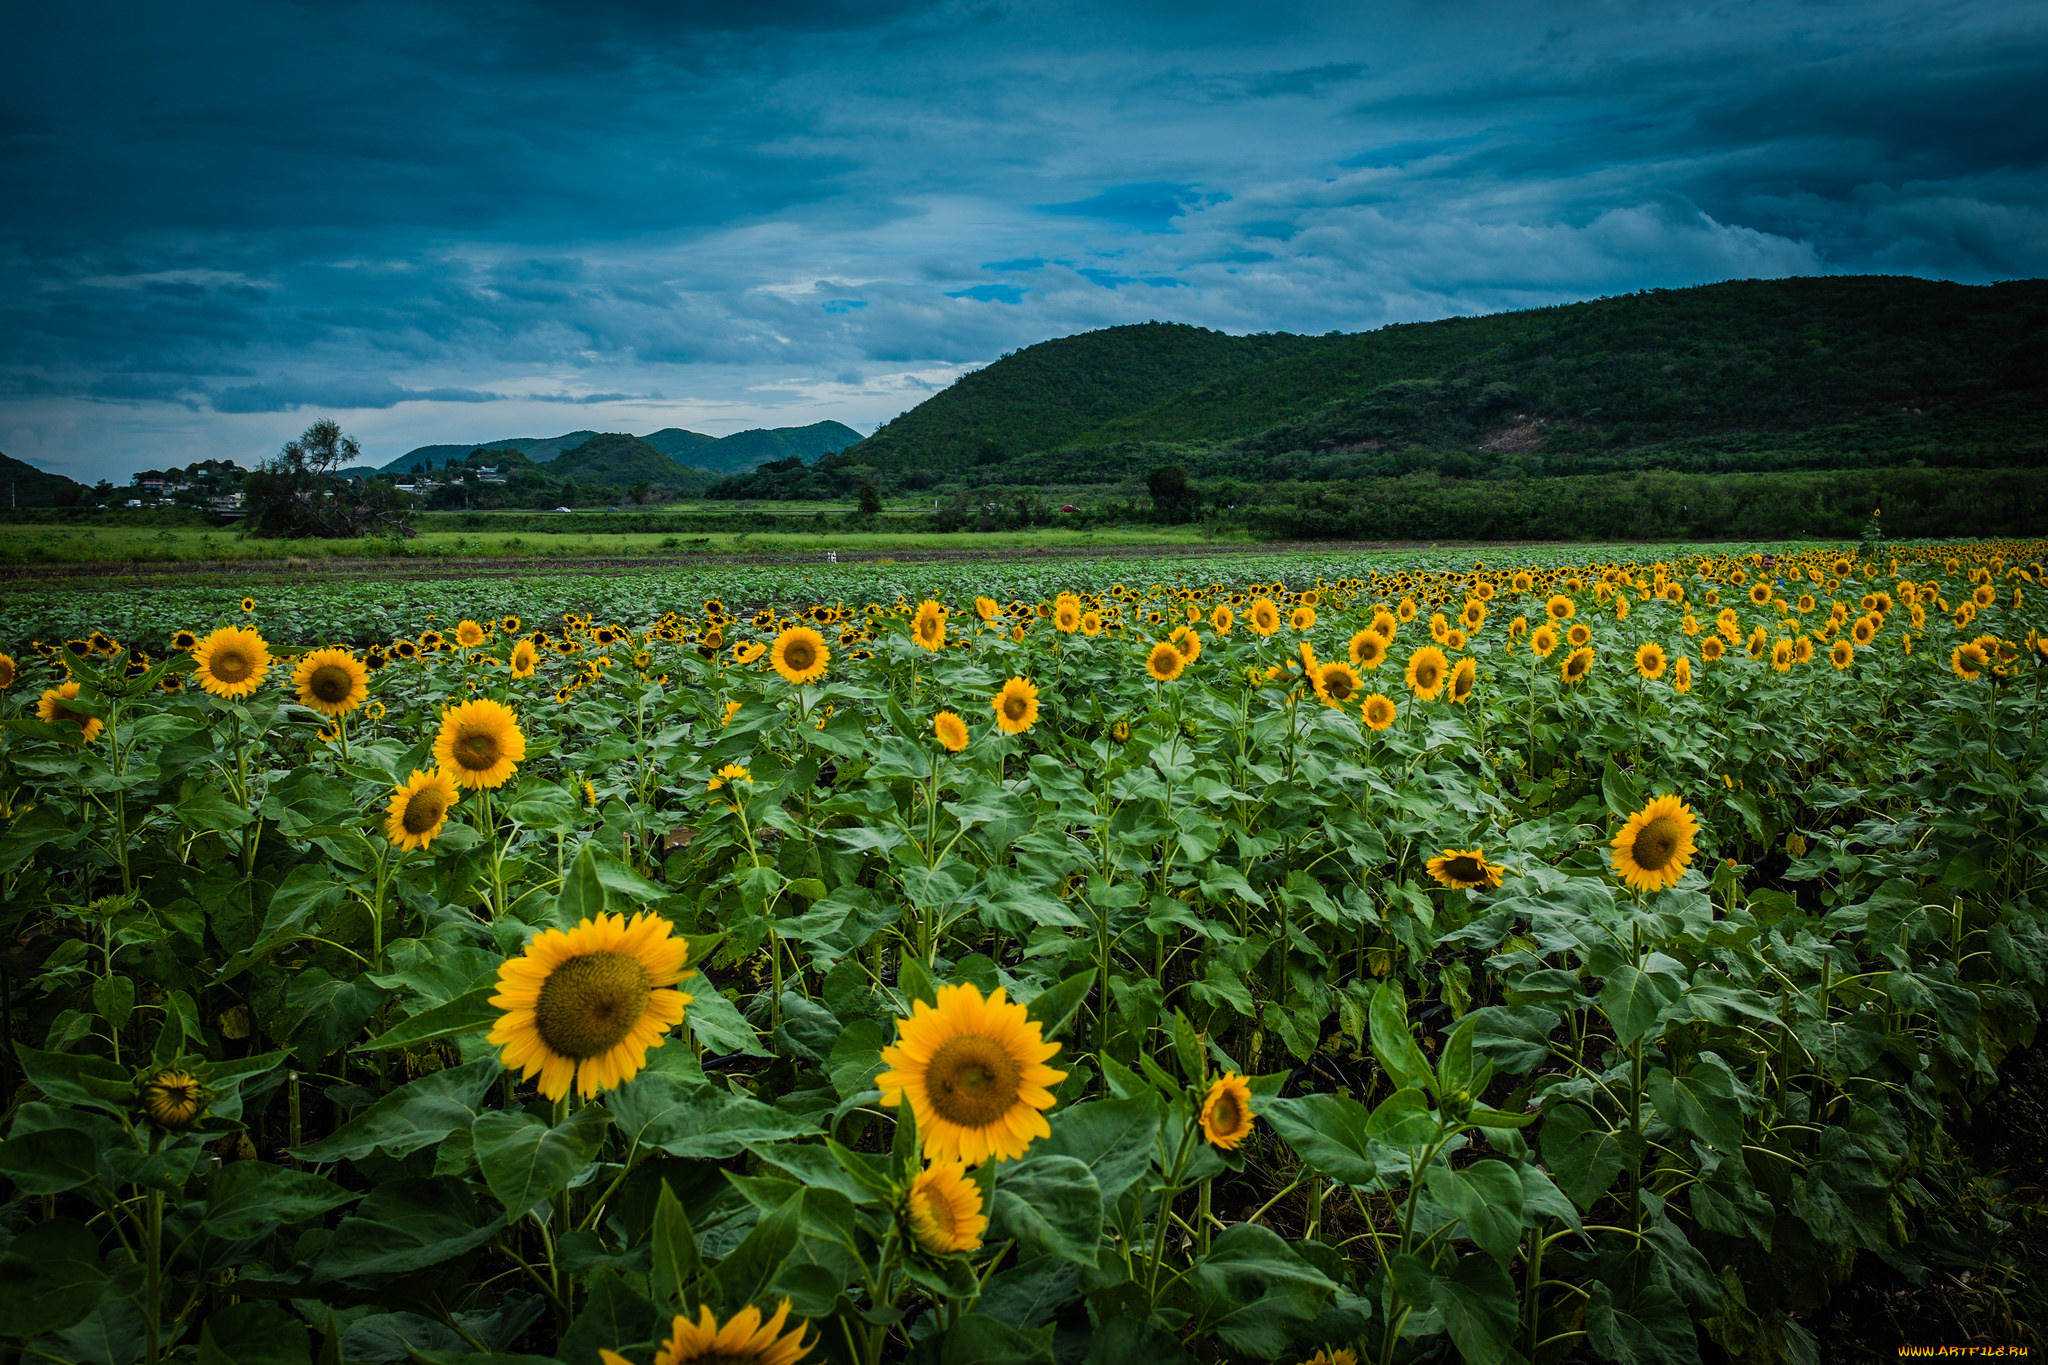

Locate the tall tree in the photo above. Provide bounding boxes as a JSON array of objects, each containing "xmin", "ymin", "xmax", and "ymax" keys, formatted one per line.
[{"xmin": 243, "ymin": 419, "xmax": 413, "ymax": 539}]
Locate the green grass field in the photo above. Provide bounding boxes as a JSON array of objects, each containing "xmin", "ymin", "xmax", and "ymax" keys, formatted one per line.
[{"xmin": 0, "ymin": 521, "xmax": 1232, "ymax": 567}]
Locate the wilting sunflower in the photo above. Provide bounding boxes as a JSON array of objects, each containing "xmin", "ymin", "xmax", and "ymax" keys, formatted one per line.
[
  {"xmin": 1247, "ymin": 597, "xmax": 1281, "ymax": 637},
  {"xmin": 193, "ymin": 626, "xmax": 271, "ymax": 699},
  {"xmin": 1146, "ymin": 641, "xmax": 1187, "ymax": 682},
  {"xmin": 455, "ymin": 619, "xmax": 487, "ymax": 648},
  {"xmin": 138, "ymin": 1068, "xmax": 208, "ymax": 1130},
  {"xmin": 913, "ymin": 601, "xmax": 949, "ymax": 651},
  {"xmin": 488, "ymin": 911, "xmax": 693, "ymax": 1101},
  {"xmin": 906, "ymin": 1162, "xmax": 987, "ymax": 1254},
  {"xmin": 36, "ymin": 682, "xmax": 104, "ymax": 744},
  {"xmin": 932, "ymin": 710, "xmax": 969, "ymax": 752},
  {"xmin": 1360, "ymin": 692, "xmax": 1397, "ymax": 731},
  {"xmin": 1111, "ymin": 719, "xmax": 1132, "ymax": 743},
  {"xmin": 1561, "ymin": 646, "xmax": 1594, "ymax": 683},
  {"xmin": 433, "ymin": 697, "xmax": 527, "ymax": 789},
  {"xmin": 876, "ymin": 981, "xmax": 1066, "ymax": 1165},
  {"xmin": 385, "ymin": 769, "xmax": 458, "ymax": 851},
  {"xmin": 770, "ymin": 626, "xmax": 830, "ymax": 685},
  {"xmin": 1610, "ymin": 794, "xmax": 1700, "ymax": 893},
  {"xmin": 292, "ymin": 647, "xmax": 368, "ymax": 718},
  {"xmin": 1200, "ymin": 1072, "xmax": 1255, "ymax": 1150},
  {"xmin": 1405, "ymin": 646, "xmax": 1449, "ymax": 701},
  {"xmin": 1633, "ymin": 642, "xmax": 1667, "ymax": 680},
  {"xmin": 1447, "ymin": 656, "xmax": 1476, "ymax": 704},
  {"xmin": 991, "ymin": 676, "xmax": 1039, "ymax": 735},
  {"xmin": 1426, "ymin": 847, "xmax": 1505, "ymax": 890},
  {"xmin": 599, "ymin": 1301, "xmax": 814, "ymax": 1365}
]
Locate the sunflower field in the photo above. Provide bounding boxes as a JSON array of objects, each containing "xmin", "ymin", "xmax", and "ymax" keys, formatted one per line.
[{"xmin": 2, "ymin": 539, "xmax": 2045, "ymax": 1365}]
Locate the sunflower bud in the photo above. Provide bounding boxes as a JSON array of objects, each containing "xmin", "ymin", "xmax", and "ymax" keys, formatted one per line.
[{"xmin": 137, "ymin": 1068, "xmax": 210, "ymax": 1131}]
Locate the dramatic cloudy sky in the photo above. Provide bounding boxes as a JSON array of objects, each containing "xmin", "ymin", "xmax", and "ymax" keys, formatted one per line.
[{"xmin": 3, "ymin": 0, "xmax": 2044, "ymax": 481}]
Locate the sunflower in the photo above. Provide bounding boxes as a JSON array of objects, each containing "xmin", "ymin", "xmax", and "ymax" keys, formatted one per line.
[
  {"xmin": 991, "ymin": 677, "xmax": 1039, "ymax": 735},
  {"xmin": 1461, "ymin": 599, "xmax": 1486, "ymax": 631},
  {"xmin": 433, "ymin": 698, "xmax": 527, "ymax": 789},
  {"xmin": 1633, "ymin": 642, "xmax": 1666, "ymax": 680},
  {"xmin": 0, "ymin": 653, "xmax": 16, "ymax": 692},
  {"xmin": 876, "ymin": 981, "xmax": 1066, "ymax": 1165},
  {"xmin": 193, "ymin": 626, "xmax": 271, "ymax": 699},
  {"xmin": 383, "ymin": 769, "xmax": 458, "ymax": 851},
  {"xmin": 733, "ymin": 641, "xmax": 765, "ymax": 665},
  {"xmin": 170, "ymin": 629, "xmax": 198, "ymax": 653},
  {"xmin": 1749, "ymin": 583, "xmax": 1773, "ymax": 606},
  {"xmin": 1200, "ymin": 1072, "xmax": 1255, "ymax": 1150},
  {"xmin": 292, "ymin": 647, "xmax": 368, "ymax": 718},
  {"xmin": 1610, "ymin": 794, "xmax": 1699, "ymax": 893},
  {"xmin": 36, "ymin": 682, "xmax": 104, "ymax": 744},
  {"xmin": 240, "ymin": 597, "xmax": 256, "ymax": 613},
  {"xmin": 599, "ymin": 1300, "xmax": 814, "ymax": 1365},
  {"xmin": 500, "ymin": 614, "xmax": 521, "ymax": 634},
  {"xmin": 1247, "ymin": 597, "xmax": 1281, "ymax": 637},
  {"xmin": 1211, "ymin": 604, "xmax": 1234, "ymax": 635},
  {"xmin": 1360, "ymin": 692, "xmax": 1397, "ymax": 731},
  {"xmin": 1349, "ymin": 630, "xmax": 1387, "ymax": 669},
  {"xmin": 1111, "ymin": 719, "xmax": 1131, "ymax": 743},
  {"xmin": 1530, "ymin": 625, "xmax": 1559, "ymax": 658},
  {"xmin": 1561, "ymin": 646, "xmax": 1594, "ymax": 683},
  {"xmin": 906, "ymin": 1162, "xmax": 987, "ymax": 1254},
  {"xmin": 1080, "ymin": 610, "xmax": 1103, "ymax": 636},
  {"xmin": 1405, "ymin": 646, "xmax": 1449, "ymax": 701},
  {"xmin": 1830, "ymin": 639, "xmax": 1855, "ymax": 669},
  {"xmin": 933, "ymin": 711, "xmax": 969, "ymax": 752},
  {"xmin": 1672, "ymin": 656, "xmax": 1693, "ymax": 693},
  {"xmin": 1313, "ymin": 661, "xmax": 1362, "ymax": 707},
  {"xmin": 770, "ymin": 626, "xmax": 830, "ymax": 685},
  {"xmin": 1851, "ymin": 616, "xmax": 1877, "ymax": 646},
  {"xmin": 456, "ymin": 619, "xmax": 488, "ymax": 648},
  {"xmin": 707, "ymin": 763, "xmax": 752, "ymax": 794},
  {"xmin": 1446, "ymin": 656, "xmax": 1476, "ymax": 704},
  {"xmin": 488, "ymin": 911, "xmax": 693, "ymax": 1101},
  {"xmin": 1171, "ymin": 626, "xmax": 1201, "ymax": 662},
  {"xmin": 1952, "ymin": 643, "xmax": 1988, "ymax": 679},
  {"xmin": 1425, "ymin": 847, "xmax": 1505, "ymax": 890},
  {"xmin": 138, "ymin": 1068, "xmax": 208, "ymax": 1131},
  {"xmin": 1566, "ymin": 622, "xmax": 1592, "ymax": 649},
  {"xmin": 1146, "ymin": 641, "xmax": 1186, "ymax": 682},
  {"xmin": 1770, "ymin": 639, "xmax": 1794, "ymax": 672},
  {"xmin": 1290, "ymin": 605, "xmax": 1316, "ymax": 631},
  {"xmin": 1700, "ymin": 636, "xmax": 1726, "ymax": 663},
  {"xmin": 510, "ymin": 638, "xmax": 539, "ymax": 678},
  {"xmin": 913, "ymin": 601, "xmax": 949, "ymax": 651},
  {"xmin": 974, "ymin": 596, "xmax": 999, "ymax": 622},
  {"xmin": 1545, "ymin": 594, "xmax": 1575, "ymax": 621},
  {"xmin": 1053, "ymin": 600, "xmax": 1081, "ymax": 634}
]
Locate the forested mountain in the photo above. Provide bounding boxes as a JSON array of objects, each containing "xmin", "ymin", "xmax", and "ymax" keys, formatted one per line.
[
  {"xmin": 0, "ymin": 451, "xmax": 85, "ymax": 507},
  {"xmin": 807, "ymin": 276, "xmax": 2047, "ymax": 490},
  {"xmin": 378, "ymin": 421, "xmax": 862, "ymax": 478}
]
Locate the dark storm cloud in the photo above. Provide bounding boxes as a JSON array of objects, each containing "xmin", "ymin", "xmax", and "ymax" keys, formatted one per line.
[{"xmin": 2, "ymin": 0, "xmax": 2045, "ymax": 478}]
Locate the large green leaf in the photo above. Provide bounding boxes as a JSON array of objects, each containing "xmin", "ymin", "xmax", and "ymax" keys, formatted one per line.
[
  {"xmin": 1184, "ymin": 1223, "xmax": 1336, "ymax": 1358},
  {"xmin": 471, "ymin": 1105, "xmax": 611, "ymax": 1218},
  {"xmin": 1586, "ymin": 1280, "xmax": 1700, "ymax": 1365},
  {"xmin": 1369, "ymin": 982, "xmax": 1434, "ymax": 1094},
  {"xmin": 1538, "ymin": 1104, "xmax": 1644, "ymax": 1212},
  {"xmin": 1036, "ymin": 1095, "xmax": 1165, "ymax": 1203},
  {"xmin": 202, "ymin": 1163, "xmax": 358, "ymax": 1241},
  {"xmin": 199, "ymin": 1304, "xmax": 311, "ymax": 1365},
  {"xmin": 292, "ymin": 1059, "xmax": 499, "ymax": 1163},
  {"xmin": 607, "ymin": 1074, "xmax": 816, "ymax": 1159},
  {"xmin": 314, "ymin": 1177, "xmax": 503, "ymax": 1282},
  {"xmin": 1425, "ymin": 1159, "xmax": 1525, "ymax": 1267},
  {"xmin": 938, "ymin": 1313, "xmax": 1055, "ymax": 1365},
  {"xmin": 991, "ymin": 1155, "xmax": 1104, "ymax": 1267},
  {"xmin": 1261, "ymin": 1092, "xmax": 1378, "ymax": 1187},
  {"xmin": 0, "ymin": 1219, "xmax": 109, "ymax": 1337},
  {"xmin": 1646, "ymin": 1055, "xmax": 1745, "ymax": 1157}
]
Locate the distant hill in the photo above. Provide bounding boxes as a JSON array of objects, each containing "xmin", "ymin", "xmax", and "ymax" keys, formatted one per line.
[
  {"xmin": 550, "ymin": 434, "xmax": 711, "ymax": 494},
  {"xmin": 0, "ymin": 450, "xmax": 85, "ymax": 507},
  {"xmin": 820, "ymin": 276, "xmax": 2048, "ymax": 488},
  {"xmin": 378, "ymin": 421, "xmax": 862, "ymax": 480}
]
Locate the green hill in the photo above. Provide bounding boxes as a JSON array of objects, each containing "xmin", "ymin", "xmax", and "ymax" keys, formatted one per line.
[
  {"xmin": 825, "ymin": 276, "xmax": 2048, "ymax": 488},
  {"xmin": 640, "ymin": 428, "xmax": 718, "ymax": 460},
  {"xmin": 382, "ymin": 432, "xmax": 600, "ymax": 475},
  {"xmin": 0, "ymin": 450, "xmax": 86, "ymax": 507},
  {"xmin": 552, "ymin": 434, "xmax": 711, "ymax": 494}
]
